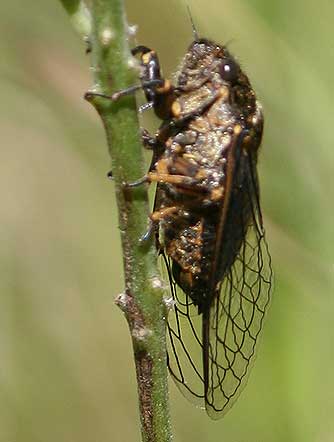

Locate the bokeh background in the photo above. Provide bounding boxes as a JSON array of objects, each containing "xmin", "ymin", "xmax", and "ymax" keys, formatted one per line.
[{"xmin": 0, "ymin": 0, "xmax": 333, "ymax": 441}]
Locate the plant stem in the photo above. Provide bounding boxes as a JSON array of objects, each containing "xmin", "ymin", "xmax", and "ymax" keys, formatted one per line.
[
  {"xmin": 59, "ymin": 0, "xmax": 91, "ymax": 38},
  {"xmin": 59, "ymin": 1, "xmax": 172, "ymax": 441}
]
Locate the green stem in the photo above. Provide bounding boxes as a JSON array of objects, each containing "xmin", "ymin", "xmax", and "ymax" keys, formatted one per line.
[
  {"xmin": 59, "ymin": 0, "xmax": 91, "ymax": 38},
  {"xmin": 59, "ymin": 1, "xmax": 172, "ymax": 441}
]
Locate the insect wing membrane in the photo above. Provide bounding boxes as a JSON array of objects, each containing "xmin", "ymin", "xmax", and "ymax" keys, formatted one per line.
[
  {"xmin": 164, "ymin": 148, "xmax": 273, "ymax": 418},
  {"xmin": 161, "ymin": 252, "xmax": 206, "ymax": 406},
  {"xmin": 206, "ymin": 153, "xmax": 272, "ymax": 418}
]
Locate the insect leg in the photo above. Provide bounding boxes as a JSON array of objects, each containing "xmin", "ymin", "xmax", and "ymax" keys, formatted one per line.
[
  {"xmin": 138, "ymin": 102, "xmax": 154, "ymax": 113},
  {"xmin": 170, "ymin": 92, "xmax": 221, "ymax": 127},
  {"xmin": 122, "ymin": 135, "xmax": 166, "ymax": 188},
  {"xmin": 123, "ymin": 175, "xmax": 150, "ymax": 188},
  {"xmin": 150, "ymin": 206, "xmax": 179, "ymax": 221},
  {"xmin": 87, "ymin": 46, "xmax": 174, "ymax": 118},
  {"xmin": 141, "ymin": 128, "xmax": 159, "ymax": 150},
  {"xmin": 147, "ymin": 172, "xmax": 200, "ymax": 187},
  {"xmin": 174, "ymin": 73, "xmax": 211, "ymax": 93},
  {"xmin": 106, "ymin": 127, "xmax": 163, "ymax": 184},
  {"xmin": 139, "ymin": 218, "xmax": 156, "ymax": 244},
  {"xmin": 84, "ymin": 79, "xmax": 165, "ymax": 103},
  {"xmin": 139, "ymin": 205, "xmax": 181, "ymax": 244},
  {"xmin": 124, "ymin": 172, "xmax": 200, "ymax": 189},
  {"xmin": 155, "ymin": 91, "xmax": 222, "ymax": 143}
]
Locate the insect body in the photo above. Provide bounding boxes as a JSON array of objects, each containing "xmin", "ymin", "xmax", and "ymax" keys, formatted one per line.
[{"xmin": 130, "ymin": 38, "xmax": 272, "ymax": 418}]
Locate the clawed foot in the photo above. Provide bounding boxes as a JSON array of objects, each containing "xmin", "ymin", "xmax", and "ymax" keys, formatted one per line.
[
  {"xmin": 138, "ymin": 219, "xmax": 155, "ymax": 244},
  {"xmin": 141, "ymin": 128, "xmax": 158, "ymax": 149},
  {"xmin": 122, "ymin": 175, "xmax": 149, "ymax": 189}
]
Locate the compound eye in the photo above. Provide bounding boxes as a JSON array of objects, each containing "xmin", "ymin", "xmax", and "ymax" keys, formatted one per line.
[{"xmin": 219, "ymin": 58, "xmax": 239, "ymax": 83}]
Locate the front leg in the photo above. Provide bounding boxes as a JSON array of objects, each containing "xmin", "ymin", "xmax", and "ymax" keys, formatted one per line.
[
  {"xmin": 140, "ymin": 205, "xmax": 186, "ymax": 244},
  {"xmin": 141, "ymin": 128, "xmax": 159, "ymax": 150},
  {"xmin": 106, "ymin": 128, "xmax": 164, "ymax": 181}
]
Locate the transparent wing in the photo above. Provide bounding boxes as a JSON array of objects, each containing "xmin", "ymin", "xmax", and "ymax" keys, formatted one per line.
[
  {"xmin": 205, "ymin": 217, "xmax": 272, "ymax": 418},
  {"xmin": 161, "ymin": 252, "xmax": 206, "ymax": 406},
  {"xmin": 164, "ymin": 160, "xmax": 273, "ymax": 419}
]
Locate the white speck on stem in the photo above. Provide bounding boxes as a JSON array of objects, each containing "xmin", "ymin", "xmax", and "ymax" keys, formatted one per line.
[
  {"xmin": 89, "ymin": 66, "xmax": 101, "ymax": 74},
  {"xmin": 100, "ymin": 27, "xmax": 115, "ymax": 46},
  {"xmin": 132, "ymin": 327, "xmax": 153, "ymax": 341},
  {"xmin": 127, "ymin": 56, "xmax": 138, "ymax": 69},
  {"xmin": 164, "ymin": 297, "xmax": 176, "ymax": 310},
  {"xmin": 88, "ymin": 83, "xmax": 100, "ymax": 93},
  {"xmin": 115, "ymin": 292, "xmax": 129, "ymax": 310},
  {"xmin": 151, "ymin": 276, "xmax": 165, "ymax": 290},
  {"xmin": 127, "ymin": 24, "xmax": 138, "ymax": 36}
]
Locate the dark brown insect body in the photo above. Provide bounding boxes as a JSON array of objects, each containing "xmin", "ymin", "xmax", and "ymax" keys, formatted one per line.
[{"xmin": 130, "ymin": 38, "xmax": 272, "ymax": 418}]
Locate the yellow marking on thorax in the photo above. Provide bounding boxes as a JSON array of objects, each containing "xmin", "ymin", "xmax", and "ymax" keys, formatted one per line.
[
  {"xmin": 195, "ymin": 169, "xmax": 208, "ymax": 180},
  {"xmin": 150, "ymin": 206, "xmax": 178, "ymax": 221},
  {"xmin": 210, "ymin": 186, "xmax": 224, "ymax": 201},
  {"xmin": 234, "ymin": 124, "xmax": 242, "ymax": 135},
  {"xmin": 141, "ymin": 51, "xmax": 155, "ymax": 64},
  {"xmin": 217, "ymin": 85, "xmax": 229, "ymax": 100},
  {"xmin": 156, "ymin": 79, "xmax": 172, "ymax": 94},
  {"xmin": 172, "ymin": 143, "xmax": 182, "ymax": 154},
  {"xmin": 182, "ymin": 153, "xmax": 196, "ymax": 161},
  {"xmin": 148, "ymin": 172, "xmax": 192, "ymax": 185},
  {"xmin": 171, "ymin": 100, "xmax": 182, "ymax": 117},
  {"xmin": 156, "ymin": 158, "xmax": 170, "ymax": 174}
]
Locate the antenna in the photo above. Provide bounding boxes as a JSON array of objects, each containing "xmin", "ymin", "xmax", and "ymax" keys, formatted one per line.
[{"xmin": 186, "ymin": 4, "xmax": 199, "ymax": 41}]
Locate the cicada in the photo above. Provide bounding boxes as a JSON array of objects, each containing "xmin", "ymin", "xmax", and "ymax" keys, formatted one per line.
[{"xmin": 115, "ymin": 35, "xmax": 273, "ymax": 418}]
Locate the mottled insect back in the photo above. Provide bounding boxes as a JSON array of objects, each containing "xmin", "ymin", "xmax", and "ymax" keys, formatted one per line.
[{"xmin": 131, "ymin": 37, "xmax": 273, "ymax": 418}]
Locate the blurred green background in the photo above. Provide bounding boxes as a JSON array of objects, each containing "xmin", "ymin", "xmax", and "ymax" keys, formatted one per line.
[{"xmin": 0, "ymin": 0, "xmax": 333, "ymax": 441}]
